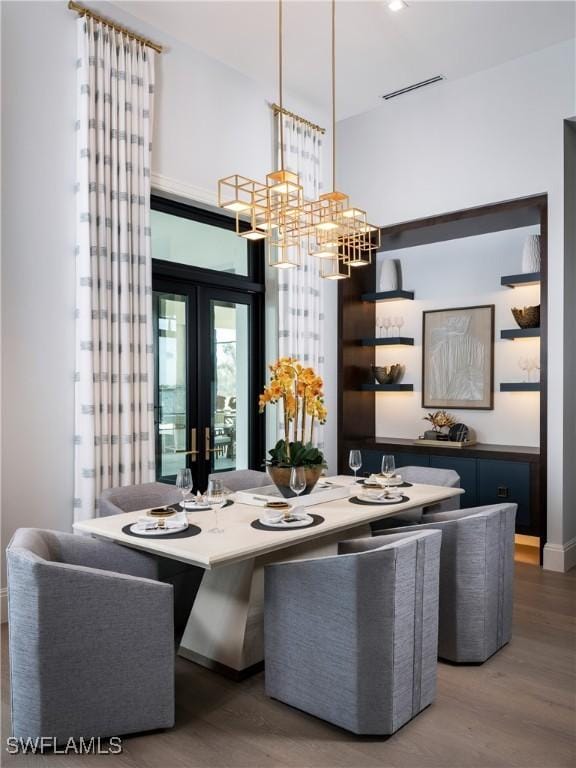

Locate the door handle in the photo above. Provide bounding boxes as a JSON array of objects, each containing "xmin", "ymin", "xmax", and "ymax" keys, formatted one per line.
[
  {"xmin": 175, "ymin": 428, "xmax": 199, "ymax": 462},
  {"xmin": 204, "ymin": 427, "xmax": 219, "ymax": 461}
]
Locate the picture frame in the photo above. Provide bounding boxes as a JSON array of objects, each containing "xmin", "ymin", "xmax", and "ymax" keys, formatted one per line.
[{"xmin": 422, "ymin": 304, "xmax": 495, "ymax": 410}]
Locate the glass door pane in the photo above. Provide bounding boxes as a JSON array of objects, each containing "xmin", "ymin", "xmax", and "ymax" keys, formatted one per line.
[
  {"xmin": 154, "ymin": 292, "xmax": 189, "ymax": 480},
  {"xmin": 210, "ymin": 301, "xmax": 250, "ymax": 474}
]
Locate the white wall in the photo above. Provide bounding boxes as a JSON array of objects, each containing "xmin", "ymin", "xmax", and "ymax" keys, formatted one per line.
[
  {"xmin": 338, "ymin": 39, "xmax": 576, "ymax": 568},
  {"xmin": 0, "ymin": 1, "xmax": 337, "ymax": 601},
  {"xmin": 375, "ymin": 226, "xmax": 541, "ymax": 446}
]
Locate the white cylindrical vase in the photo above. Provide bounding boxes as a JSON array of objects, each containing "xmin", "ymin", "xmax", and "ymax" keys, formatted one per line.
[
  {"xmin": 379, "ymin": 259, "xmax": 398, "ymax": 292},
  {"xmin": 521, "ymin": 235, "xmax": 541, "ymax": 274}
]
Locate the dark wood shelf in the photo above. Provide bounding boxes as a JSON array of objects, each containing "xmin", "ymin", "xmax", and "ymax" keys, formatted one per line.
[
  {"xmin": 360, "ymin": 384, "xmax": 414, "ymax": 392},
  {"xmin": 361, "ymin": 290, "xmax": 415, "ymax": 302},
  {"xmin": 360, "ymin": 337, "xmax": 414, "ymax": 347},
  {"xmin": 501, "ymin": 272, "xmax": 541, "ymax": 288},
  {"xmin": 342, "ymin": 435, "xmax": 541, "ymax": 462},
  {"xmin": 500, "ymin": 382, "xmax": 540, "ymax": 392},
  {"xmin": 501, "ymin": 328, "xmax": 540, "ymax": 340}
]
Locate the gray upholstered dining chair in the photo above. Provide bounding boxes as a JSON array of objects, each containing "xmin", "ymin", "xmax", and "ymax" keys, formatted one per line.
[
  {"xmin": 208, "ymin": 469, "xmax": 270, "ymax": 492},
  {"xmin": 98, "ymin": 481, "xmax": 182, "ymax": 517},
  {"xmin": 371, "ymin": 465, "xmax": 461, "ymax": 532},
  {"xmin": 264, "ymin": 529, "xmax": 442, "ymax": 735},
  {"xmin": 373, "ymin": 504, "xmax": 517, "ymax": 663},
  {"xmin": 97, "ymin": 483, "xmax": 203, "ymax": 636},
  {"xmin": 6, "ymin": 528, "xmax": 178, "ymax": 743}
]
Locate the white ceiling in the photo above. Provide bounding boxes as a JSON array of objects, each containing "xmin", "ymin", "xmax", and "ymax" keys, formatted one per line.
[{"xmin": 115, "ymin": 1, "xmax": 576, "ymax": 120}]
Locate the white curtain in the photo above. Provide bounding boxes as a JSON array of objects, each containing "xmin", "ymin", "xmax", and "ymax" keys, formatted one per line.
[
  {"xmin": 74, "ymin": 18, "xmax": 156, "ymax": 521},
  {"xmin": 276, "ymin": 115, "xmax": 325, "ymax": 447}
]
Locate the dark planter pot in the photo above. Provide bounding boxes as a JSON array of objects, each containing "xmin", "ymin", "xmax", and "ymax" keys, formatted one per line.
[{"xmin": 267, "ymin": 465, "xmax": 323, "ymax": 499}]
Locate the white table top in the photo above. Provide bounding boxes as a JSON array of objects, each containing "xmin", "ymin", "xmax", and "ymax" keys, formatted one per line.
[{"xmin": 73, "ymin": 476, "xmax": 463, "ymax": 570}]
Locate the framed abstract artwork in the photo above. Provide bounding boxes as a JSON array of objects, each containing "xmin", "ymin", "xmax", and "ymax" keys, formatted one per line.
[{"xmin": 422, "ymin": 305, "xmax": 495, "ymax": 410}]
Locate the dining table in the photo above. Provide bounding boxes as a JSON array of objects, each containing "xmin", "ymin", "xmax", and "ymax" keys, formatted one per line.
[{"xmin": 73, "ymin": 476, "xmax": 463, "ymax": 678}]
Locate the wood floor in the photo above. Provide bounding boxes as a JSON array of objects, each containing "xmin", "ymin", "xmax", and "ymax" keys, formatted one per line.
[{"xmin": 2, "ymin": 562, "xmax": 575, "ymax": 768}]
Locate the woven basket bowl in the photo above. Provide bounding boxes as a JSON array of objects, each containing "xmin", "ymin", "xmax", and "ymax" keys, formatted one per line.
[{"xmin": 511, "ymin": 305, "xmax": 540, "ymax": 329}]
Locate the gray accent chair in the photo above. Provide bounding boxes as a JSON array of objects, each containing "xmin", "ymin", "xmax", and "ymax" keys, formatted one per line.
[
  {"xmin": 209, "ymin": 469, "xmax": 270, "ymax": 492},
  {"xmin": 373, "ymin": 504, "xmax": 517, "ymax": 663},
  {"xmin": 371, "ymin": 465, "xmax": 461, "ymax": 532},
  {"xmin": 98, "ymin": 481, "xmax": 181, "ymax": 517},
  {"xmin": 97, "ymin": 483, "xmax": 203, "ymax": 638},
  {"xmin": 264, "ymin": 529, "xmax": 442, "ymax": 735},
  {"xmin": 7, "ymin": 528, "xmax": 177, "ymax": 743}
]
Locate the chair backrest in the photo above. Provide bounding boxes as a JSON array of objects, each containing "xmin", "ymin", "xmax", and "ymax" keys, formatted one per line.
[
  {"xmin": 209, "ymin": 469, "xmax": 270, "ymax": 492},
  {"xmin": 98, "ymin": 482, "xmax": 182, "ymax": 516},
  {"xmin": 398, "ymin": 465, "xmax": 460, "ymax": 487}
]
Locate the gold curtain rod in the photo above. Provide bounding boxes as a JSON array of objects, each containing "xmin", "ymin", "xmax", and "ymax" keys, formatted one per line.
[
  {"xmin": 68, "ymin": 1, "xmax": 164, "ymax": 54},
  {"xmin": 270, "ymin": 103, "xmax": 326, "ymax": 135}
]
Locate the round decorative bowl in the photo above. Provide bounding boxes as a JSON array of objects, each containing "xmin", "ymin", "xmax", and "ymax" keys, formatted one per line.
[
  {"xmin": 267, "ymin": 465, "xmax": 323, "ymax": 498},
  {"xmin": 372, "ymin": 364, "xmax": 404, "ymax": 385},
  {"xmin": 511, "ymin": 305, "xmax": 540, "ymax": 329}
]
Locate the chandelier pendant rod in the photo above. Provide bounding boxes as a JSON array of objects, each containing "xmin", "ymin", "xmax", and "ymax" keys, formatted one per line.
[
  {"xmin": 331, "ymin": 0, "xmax": 336, "ymax": 192},
  {"xmin": 278, "ymin": 0, "xmax": 285, "ymax": 172}
]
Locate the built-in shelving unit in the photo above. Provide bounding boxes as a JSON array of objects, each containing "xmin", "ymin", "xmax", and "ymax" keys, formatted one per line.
[
  {"xmin": 501, "ymin": 328, "xmax": 540, "ymax": 340},
  {"xmin": 500, "ymin": 383, "xmax": 540, "ymax": 392},
  {"xmin": 360, "ymin": 384, "xmax": 414, "ymax": 392},
  {"xmin": 360, "ymin": 337, "xmax": 414, "ymax": 347},
  {"xmin": 501, "ymin": 272, "xmax": 541, "ymax": 288},
  {"xmin": 361, "ymin": 290, "xmax": 415, "ymax": 302}
]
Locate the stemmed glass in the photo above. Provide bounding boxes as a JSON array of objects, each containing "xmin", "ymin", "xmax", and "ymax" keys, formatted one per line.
[
  {"xmin": 175, "ymin": 468, "xmax": 193, "ymax": 507},
  {"xmin": 395, "ymin": 316, "xmax": 404, "ymax": 337},
  {"xmin": 205, "ymin": 478, "xmax": 229, "ymax": 534},
  {"xmin": 532, "ymin": 358, "xmax": 541, "ymax": 383},
  {"xmin": 349, "ymin": 449, "xmax": 362, "ymax": 481},
  {"xmin": 376, "ymin": 316, "xmax": 384, "ymax": 339},
  {"xmin": 383, "ymin": 317, "xmax": 391, "ymax": 338},
  {"xmin": 289, "ymin": 467, "xmax": 307, "ymax": 515},
  {"xmin": 381, "ymin": 455, "xmax": 396, "ymax": 496},
  {"xmin": 518, "ymin": 357, "xmax": 530, "ymax": 382}
]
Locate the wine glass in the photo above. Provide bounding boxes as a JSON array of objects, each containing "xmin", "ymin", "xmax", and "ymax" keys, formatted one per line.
[
  {"xmin": 381, "ymin": 455, "xmax": 396, "ymax": 495},
  {"xmin": 205, "ymin": 478, "xmax": 229, "ymax": 534},
  {"xmin": 383, "ymin": 317, "xmax": 391, "ymax": 338},
  {"xmin": 289, "ymin": 467, "xmax": 307, "ymax": 515},
  {"xmin": 532, "ymin": 358, "xmax": 541, "ymax": 383},
  {"xmin": 396, "ymin": 316, "xmax": 404, "ymax": 337},
  {"xmin": 376, "ymin": 316, "xmax": 384, "ymax": 339},
  {"xmin": 518, "ymin": 357, "xmax": 529, "ymax": 382},
  {"xmin": 175, "ymin": 468, "xmax": 193, "ymax": 507},
  {"xmin": 349, "ymin": 449, "xmax": 362, "ymax": 481}
]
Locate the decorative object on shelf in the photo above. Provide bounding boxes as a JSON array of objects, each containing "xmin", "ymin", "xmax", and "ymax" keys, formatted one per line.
[
  {"xmin": 217, "ymin": 0, "xmax": 379, "ymax": 278},
  {"xmin": 372, "ymin": 364, "xmax": 405, "ymax": 385},
  {"xmin": 449, "ymin": 423, "xmax": 470, "ymax": 443},
  {"xmin": 511, "ymin": 305, "xmax": 540, "ymax": 329},
  {"xmin": 422, "ymin": 305, "xmax": 495, "ymax": 410},
  {"xmin": 423, "ymin": 410, "xmax": 457, "ymax": 434},
  {"xmin": 378, "ymin": 258, "xmax": 401, "ymax": 292},
  {"xmin": 521, "ymin": 234, "xmax": 541, "ymax": 274},
  {"xmin": 259, "ymin": 357, "xmax": 327, "ymax": 497}
]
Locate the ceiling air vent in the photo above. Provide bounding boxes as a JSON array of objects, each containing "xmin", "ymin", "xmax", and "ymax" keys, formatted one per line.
[{"xmin": 382, "ymin": 75, "xmax": 446, "ymax": 100}]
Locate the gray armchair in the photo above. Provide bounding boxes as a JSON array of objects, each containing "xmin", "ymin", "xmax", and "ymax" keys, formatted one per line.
[
  {"xmin": 373, "ymin": 504, "xmax": 517, "ymax": 663},
  {"xmin": 264, "ymin": 529, "xmax": 442, "ymax": 735},
  {"xmin": 7, "ymin": 528, "xmax": 177, "ymax": 743},
  {"xmin": 371, "ymin": 465, "xmax": 461, "ymax": 532},
  {"xmin": 208, "ymin": 469, "xmax": 270, "ymax": 492},
  {"xmin": 98, "ymin": 481, "xmax": 181, "ymax": 517},
  {"xmin": 97, "ymin": 483, "xmax": 204, "ymax": 636}
]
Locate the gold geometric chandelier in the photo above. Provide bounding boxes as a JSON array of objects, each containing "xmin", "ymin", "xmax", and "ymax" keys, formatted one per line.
[{"xmin": 217, "ymin": 0, "xmax": 379, "ymax": 279}]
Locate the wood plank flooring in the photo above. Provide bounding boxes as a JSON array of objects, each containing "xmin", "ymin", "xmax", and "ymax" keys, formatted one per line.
[{"xmin": 2, "ymin": 562, "xmax": 575, "ymax": 768}]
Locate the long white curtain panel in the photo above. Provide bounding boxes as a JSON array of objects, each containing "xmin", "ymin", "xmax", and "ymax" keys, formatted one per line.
[
  {"xmin": 74, "ymin": 17, "xmax": 156, "ymax": 521},
  {"xmin": 276, "ymin": 115, "xmax": 325, "ymax": 448}
]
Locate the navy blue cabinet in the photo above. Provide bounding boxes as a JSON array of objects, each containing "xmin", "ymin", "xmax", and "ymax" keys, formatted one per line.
[
  {"xmin": 429, "ymin": 455, "xmax": 478, "ymax": 509},
  {"xmin": 343, "ymin": 442, "xmax": 540, "ymax": 535},
  {"xmin": 477, "ymin": 460, "xmax": 531, "ymax": 528}
]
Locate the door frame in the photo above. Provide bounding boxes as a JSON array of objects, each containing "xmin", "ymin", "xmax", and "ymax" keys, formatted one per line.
[{"xmin": 151, "ymin": 196, "xmax": 266, "ymax": 488}]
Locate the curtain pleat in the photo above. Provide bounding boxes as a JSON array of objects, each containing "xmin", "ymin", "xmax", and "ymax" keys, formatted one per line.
[
  {"xmin": 74, "ymin": 18, "xmax": 156, "ymax": 521},
  {"xmin": 276, "ymin": 116, "xmax": 325, "ymax": 448}
]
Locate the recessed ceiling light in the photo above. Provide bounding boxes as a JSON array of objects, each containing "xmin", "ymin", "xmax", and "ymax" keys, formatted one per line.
[{"xmin": 388, "ymin": 0, "xmax": 408, "ymax": 11}]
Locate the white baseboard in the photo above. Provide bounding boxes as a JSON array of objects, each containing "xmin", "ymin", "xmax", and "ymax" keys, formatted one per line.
[
  {"xmin": 543, "ymin": 537, "xmax": 576, "ymax": 572},
  {"xmin": 1, "ymin": 588, "xmax": 7, "ymax": 623}
]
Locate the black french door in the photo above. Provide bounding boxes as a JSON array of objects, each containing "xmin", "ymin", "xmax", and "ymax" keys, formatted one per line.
[{"xmin": 154, "ymin": 280, "xmax": 264, "ymax": 491}]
